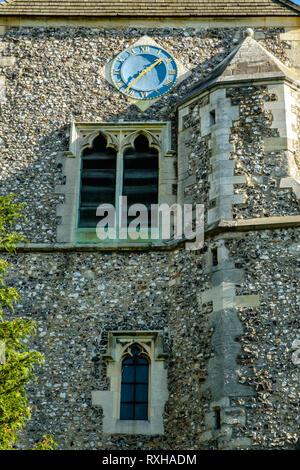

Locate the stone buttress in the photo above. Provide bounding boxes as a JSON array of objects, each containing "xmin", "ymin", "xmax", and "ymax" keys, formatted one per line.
[{"xmin": 177, "ymin": 29, "xmax": 300, "ymax": 449}]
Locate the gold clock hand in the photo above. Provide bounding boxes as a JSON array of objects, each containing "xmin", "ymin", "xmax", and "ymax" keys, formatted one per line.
[
  {"xmin": 125, "ymin": 69, "xmax": 148, "ymax": 93},
  {"xmin": 125, "ymin": 58, "xmax": 163, "ymax": 93}
]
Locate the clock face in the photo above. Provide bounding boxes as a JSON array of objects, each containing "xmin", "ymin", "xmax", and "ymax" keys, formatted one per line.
[{"xmin": 111, "ymin": 45, "xmax": 178, "ymax": 100}]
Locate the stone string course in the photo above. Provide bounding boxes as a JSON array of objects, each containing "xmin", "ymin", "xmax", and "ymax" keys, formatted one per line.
[{"xmin": 0, "ymin": 25, "xmax": 299, "ymax": 450}]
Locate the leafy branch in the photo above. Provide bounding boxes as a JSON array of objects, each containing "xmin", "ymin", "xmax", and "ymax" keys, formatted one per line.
[{"xmin": 0, "ymin": 194, "xmax": 56, "ymax": 450}]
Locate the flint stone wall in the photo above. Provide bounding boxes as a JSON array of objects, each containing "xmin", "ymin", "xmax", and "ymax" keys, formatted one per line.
[
  {"xmin": 0, "ymin": 26, "xmax": 293, "ymax": 239},
  {"xmin": 3, "ymin": 249, "xmax": 212, "ymax": 450},
  {"xmin": 0, "ymin": 25, "xmax": 299, "ymax": 450},
  {"xmin": 225, "ymin": 228, "xmax": 300, "ymax": 450}
]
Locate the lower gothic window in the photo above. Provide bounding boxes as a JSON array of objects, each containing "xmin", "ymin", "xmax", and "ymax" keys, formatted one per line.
[
  {"xmin": 91, "ymin": 331, "xmax": 168, "ymax": 434},
  {"xmin": 120, "ymin": 344, "xmax": 149, "ymax": 420}
]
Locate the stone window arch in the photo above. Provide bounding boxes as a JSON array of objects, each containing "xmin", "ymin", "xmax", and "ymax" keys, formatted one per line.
[
  {"xmin": 92, "ymin": 331, "xmax": 168, "ymax": 435},
  {"xmin": 56, "ymin": 122, "xmax": 176, "ymax": 245}
]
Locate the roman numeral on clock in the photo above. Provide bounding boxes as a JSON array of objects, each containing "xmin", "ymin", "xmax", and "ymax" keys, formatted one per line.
[{"xmin": 139, "ymin": 91, "xmax": 149, "ymax": 98}]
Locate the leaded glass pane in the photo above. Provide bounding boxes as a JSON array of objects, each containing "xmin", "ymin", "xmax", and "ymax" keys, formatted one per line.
[
  {"xmin": 136, "ymin": 365, "xmax": 149, "ymax": 383},
  {"xmin": 122, "ymin": 364, "xmax": 135, "ymax": 382},
  {"xmin": 135, "ymin": 384, "xmax": 148, "ymax": 402},
  {"xmin": 120, "ymin": 404, "xmax": 133, "ymax": 420},
  {"xmin": 120, "ymin": 384, "xmax": 135, "ymax": 402},
  {"xmin": 120, "ymin": 345, "xmax": 149, "ymax": 421},
  {"xmin": 135, "ymin": 404, "xmax": 148, "ymax": 420}
]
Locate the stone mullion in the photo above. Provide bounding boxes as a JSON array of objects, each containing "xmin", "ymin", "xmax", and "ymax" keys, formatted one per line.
[{"xmin": 115, "ymin": 144, "xmax": 123, "ymax": 236}]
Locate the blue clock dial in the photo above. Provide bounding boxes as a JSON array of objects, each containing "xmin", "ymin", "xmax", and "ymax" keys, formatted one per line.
[{"xmin": 111, "ymin": 45, "xmax": 178, "ymax": 100}]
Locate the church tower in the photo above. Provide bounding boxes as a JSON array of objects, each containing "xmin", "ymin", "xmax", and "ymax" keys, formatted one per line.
[{"xmin": 0, "ymin": 0, "xmax": 299, "ymax": 450}]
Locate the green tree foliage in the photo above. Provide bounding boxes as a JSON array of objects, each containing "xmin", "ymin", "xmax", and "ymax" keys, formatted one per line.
[
  {"xmin": 0, "ymin": 195, "xmax": 51, "ymax": 450},
  {"xmin": 29, "ymin": 435, "xmax": 58, "ymax": 450}
]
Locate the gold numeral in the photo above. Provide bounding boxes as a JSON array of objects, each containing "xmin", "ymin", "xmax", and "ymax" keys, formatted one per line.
[
  {"xmin": 169, "ymin": 69, "xmax": 176, "ymax": 75},
  {"xmin": 140, "ymin": 46, "xmax": 149, "ymax": 53},
  {"xmin": 113, "ymin": 69, "xmax": 120, "ymax": 74},
  {"xmin": 166, "ymin": 58, "xmax": 172, "ymax": 63},
  {"xmin": 128, "ymin": 49, "xmax": 136, "ymax": 55},
  {"xmin": 116, "ymin": 79, "xmax": 124, "ymax": 87},
  {"xmin": 165, "ymin": 79, "xmax": 172, "ymax": 86},
  {"xmin": 127, "ymin": 89, "xmax": 135, "ymax": 96},
  {"xmin": 156, "ymin": 49, "xmax": 163, "ymax": 56},
  {"xmin": 140, "ymin": 91, "xmax": 149, "ymax": 98}
]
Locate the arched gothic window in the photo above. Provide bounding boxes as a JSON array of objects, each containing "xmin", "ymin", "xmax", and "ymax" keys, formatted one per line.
[
  {"xmin": 120, "ymin": 344, "xmax": 149, "ymax": 421},
  {"xmin": 91, "ymin": 331, "xmax": 168, "ymax": 434},
  {"xmin": 123, "ymin": 134, "xmax": 159, "ymax": 228},
  {"xmin": 79, "ymin": 133, "xmax": 117, "ymax": 227},
  {"xmin": 78, "ymin": 132, "xmax": 158, "ymax": 230},
  {"xmin": 58, "ymin": 122, "xmax": 176, "ymax": 245}
]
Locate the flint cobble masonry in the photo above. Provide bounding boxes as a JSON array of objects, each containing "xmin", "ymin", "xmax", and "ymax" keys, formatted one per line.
[
  {"xmin": 0, "ymin": 26, "xmax": 292, "ymax": 240},
  {"xmin": 0, "ymin": 18, "xmax": 299, "ymax": 451},
  {"xmin": 2, "ymin": 249, "xmax": 212, "ymax": 450},
  {"xmin": 225, "ymin": 229, "xmax": 299, "ymax": 450}
]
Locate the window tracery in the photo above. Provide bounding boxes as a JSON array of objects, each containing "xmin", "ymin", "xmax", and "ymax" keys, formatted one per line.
[
  {"xmin": 91, "ymin": 331, "xmax": 168, "ymax": 435},
  {"xmin": 57, "ymin": 122, "xmax": 176, "ymax": 245}
]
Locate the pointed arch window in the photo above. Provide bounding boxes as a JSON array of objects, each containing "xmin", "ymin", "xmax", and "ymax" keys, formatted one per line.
[
  {"xmin": 78, "ymin": 131, "xmax": 158, "ymax": 230},
  {"xmin": 79, "ymin": 133, "xmax": 117, "ymax": 228},
  {"xmin": 91, "ymin": 331, "xmax": 169, "ymax": 435},
  {"xmin": 58, "ymin": 122, "xmax": 176, "ymax": 245},
  {"xmin": 120, "ymin": 344, "xmax": 149, "ymax": 421},
  {"xmin": 123, "ymin": 134, "xmax": 158, "ymax": 228}
]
